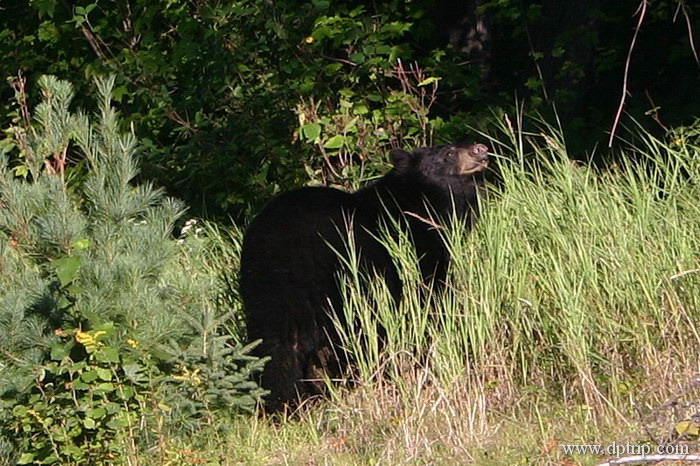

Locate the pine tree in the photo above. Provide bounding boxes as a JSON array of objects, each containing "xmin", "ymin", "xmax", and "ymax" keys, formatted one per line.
[
  {"xmin": 0, "ymin": 76, "xmax": 265, "ymax": 463},
  {"xmin": 1, "ymin": 75, "xmax": 188, "ymax": 375}
]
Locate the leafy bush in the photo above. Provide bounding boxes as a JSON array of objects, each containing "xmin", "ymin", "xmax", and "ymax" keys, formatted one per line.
[
  {"xmin": 0, "ymin": 1, "xmax": 485, "ymax": 218},
  {"xmin": 0, "ymin": 75, "xmax": 265, "ymax": 464},
  {"xmin": 296, "ymin": 61, "xmax": 443, "ymax": 188},
  {"xmin": 3, "ymin": 327, "xmax": 154, "ymax": 464},
  {"xmin": 3, "ymin": 1, "xmax": 698, "ymax": 218}
]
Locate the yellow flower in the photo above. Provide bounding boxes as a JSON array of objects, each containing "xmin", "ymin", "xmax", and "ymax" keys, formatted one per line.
[
  {"xmin": 126, "ymin": 339, "xmax": 139, "ymax": 348},
  {"xmin": 75, "ymin": 330, "xmax": 93, "ymax": 345},
  {"xmin": 305, "ymin": 36, "xmax": 315, "ymax": 44},
  {"xmin": 75, "ymin": 329, "xmax": 104, "ymax": 352},
  {"xmin": 172, "ymin": 366, "xmax": 203, "ymax": 387}
]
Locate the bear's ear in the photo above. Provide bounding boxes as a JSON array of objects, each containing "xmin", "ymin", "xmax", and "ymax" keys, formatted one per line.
[{"xmin": 390, "ymin": 148, "xmax": 414, "ymax": 172}]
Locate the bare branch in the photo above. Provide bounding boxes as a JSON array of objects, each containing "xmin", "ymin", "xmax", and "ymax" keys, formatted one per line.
[
  {"xmin": 644, "ymin": 90, "xmax": 668, "ymax": 132},
  {"xmin": 679, "ymin": 1, "xmax": 700, "ymax": 68},
  {"xmin": 608, "ymin": 0, "xmax": 648, "ymax": 147},
  {"xmin": 9, "ymin": 73, "xmax": 31, "ymax": 129},
  {"xmin": 317, "ymin": 144, "xmax": 343, "ymax": 180},
  {"xmin": 164, "ymin": 107, "xmax": 198, "ymax": 133},
  {"xmin": 81, "ymin": 25, "xmax": 110, "ymax": 62},
  {"xmin": 319, "ymin": 53, "xmax": 359, "ymax": 67},
  {"xmin": 393, "ymin": 60, "xmax": 438, "ymax": 146}
]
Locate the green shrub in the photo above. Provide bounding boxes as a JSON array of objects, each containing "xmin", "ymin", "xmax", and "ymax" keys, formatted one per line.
[
  {"xmin": 2, "ymin": 327, "xmax": 154, "ymax": 464},
  {"xmin": 0, "ymin": 76, "xmax": 265, "ymax": 464}
]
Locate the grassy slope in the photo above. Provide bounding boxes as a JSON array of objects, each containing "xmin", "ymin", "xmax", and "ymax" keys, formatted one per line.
[{"xmin": 150, "ymin": 126, "xmax": 700, "ymax": 465}]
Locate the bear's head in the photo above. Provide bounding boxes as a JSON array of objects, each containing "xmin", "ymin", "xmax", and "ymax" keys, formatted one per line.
[{"xmin": 390, "ymin": 143, "xmax": 489, "ymax": 185}]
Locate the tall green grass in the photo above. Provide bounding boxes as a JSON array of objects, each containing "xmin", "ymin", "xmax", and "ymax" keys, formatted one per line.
[{"xmin": 332, "ymin": 121, "xmax": 700, "ymax": 431}]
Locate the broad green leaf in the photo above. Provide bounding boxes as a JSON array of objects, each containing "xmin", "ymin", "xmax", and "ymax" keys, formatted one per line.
[
  {"xmin": 73, "ymin": 379, "xmax": 90, "ymax": 390},
  {"xmin": 105, "ymin": 402, "xmax": 121, "ymax": 414},
  {"xmin": 50, "ymin": 343, "xmax": 68, "ymax": 361},
  {"xmin": 94, "ymin": 347, "xmax": 120, "ymax": 363},
  {"xmin": 349, "ymin": 52, "xmax": 365, "ymax": 64},
  {"xmin": 95, "ymin": 382, "xmax": 116, "ymax": 392},
  {"xmin": 106, "ymin": 417, "xmax": 128, "ymax": 430},
  {"xmin": 72, "ymin": 379, "xmax": 89, "ymax": 390},
  {"xmin": 53, "ymin": 256, "xmax": 81, "ymax": 287},
  {"xmin": 81, "ymin": 369, "xmax": 99, "ymax": 383},
  {"xmin": 37, "ymin": 21, "xmax": 59, "ymax": 42},
  {"xmin": 119, "ymin": 385, "xmax": 135, "ymax": 400},
  {"xmin": 92, "ymin": 322, "xmax": 115, "ymax": 338},
  {"xmin": 61, "ymin": 445, "xmax": 82, "ymax": 458},
  {"xmin": 301, "ymin": 122, "xmax": 321, "ymax": 142},
  {"xmin": 72, "ymin": 238, "xmax": 90, "ymax": 250},
  {"xmin": 96, "ymin": 367, "xmax": 112, "ymax": 381},
  {"xmin": 32, "ymin": 0, "xmax": 56, "ymax": 18},
  {"xmin": 17, "ymin": 453, "xmax": 35, "ymax": 464},
  {"xmin": 417, "ymin": 77, "xmax": 440, "ymax": 87},
  {"xmin": 87, "ymin": 407, "xmax": 106, "ymax": 419},
  {"xmin": 324, "ymin": 135, "xmax": 345, "ymax": 149},
  {"xmin": 343, "ymin": 117, "xmax": 358, "ymax": 133},
  {"xmin": 12, "ymin": 165, "xmax": 29, "ymax": 178},
  {"xmin": 375, "ymin": 44, "xmax": 392, "ymax": 55},
  {"xmin": 12, "ymin": 405, "xmax": 28, "ymax": 416},
  {"xmin": 352, "ymin": 104, "xmax": 369, "ymax": 115}
]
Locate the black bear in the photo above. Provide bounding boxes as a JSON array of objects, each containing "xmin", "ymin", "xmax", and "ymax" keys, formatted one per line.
[{"xmin": 239, "ymin": 143, "xmax": 489, "ymax": 411}]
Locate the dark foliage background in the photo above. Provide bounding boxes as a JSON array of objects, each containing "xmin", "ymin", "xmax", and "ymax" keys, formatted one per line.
[{"xmin": 1, "ymin": 0, "xmax": 698, "ymax": 219}]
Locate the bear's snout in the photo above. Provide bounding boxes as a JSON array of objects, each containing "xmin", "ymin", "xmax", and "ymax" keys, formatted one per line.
[
  {"xmin": 469, "ymin": 143, "xmax": 489, "ymax": 162},
  {"xmin": 456, "ymin": 143, "xmax": 489, "ymax": 174}
]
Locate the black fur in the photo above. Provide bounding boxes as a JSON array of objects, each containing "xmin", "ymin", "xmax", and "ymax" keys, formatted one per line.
[{"xmin": 239, "ymin": 143, "xmax": 489, "ymax": 411}]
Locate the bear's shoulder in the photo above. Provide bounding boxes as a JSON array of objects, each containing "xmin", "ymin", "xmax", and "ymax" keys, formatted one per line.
[
  {"xmin": 261, "ymin": 186, "xmax": 354, "ymax": 210},
  {"xmin": 243, "ymin": 186, "xmax": 372, "ymax": 237}
]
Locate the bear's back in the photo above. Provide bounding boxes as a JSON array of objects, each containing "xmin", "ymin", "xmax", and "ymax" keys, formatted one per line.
[
  {"xmin": 240, "ymin": 186, "xmax": 365, "ymax": 274},
  {"xmin": 239, "ymin": 186, "xmax": 378, "ymax": 321}
]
